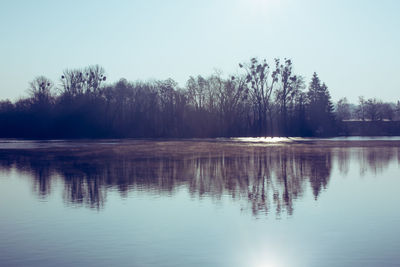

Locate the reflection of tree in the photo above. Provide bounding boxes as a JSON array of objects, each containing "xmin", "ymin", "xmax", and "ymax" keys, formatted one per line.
[
  {"xmin": 0, "ymin": 144, "xmax": 398, "ymax": 216},
  {"xmin": 32, "ymin": 164, "xmax": 53, "ymax": 198},
  {"xmin": 355, "ymin": 147, "xmax": 397, "ymax": 176},
  {"xmin": 63, "ymin": 173, "xmax": 106, "ymax": 210},
  {"xmin": 1, "ymin": 155, "xmax": 54, "ymax": 197},
  {"xmin": 336, "ymin": 147, "xmax": 350, "ymax": 175},
  {"xmin": 398, "ymin": 148, "xmax": 400, "ymax": 165},
  {"xmin": 307, "ymin": 151, "xmax": 332, "ymax": 199},
  {"xmin": 0, "ymin": 155, "xmax": 14, "ymax": 173}
]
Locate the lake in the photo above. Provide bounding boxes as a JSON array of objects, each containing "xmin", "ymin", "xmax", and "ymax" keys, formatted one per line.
[{"xmin": 0, "ymin": 138, "xmax": 399, "ymax": 267}]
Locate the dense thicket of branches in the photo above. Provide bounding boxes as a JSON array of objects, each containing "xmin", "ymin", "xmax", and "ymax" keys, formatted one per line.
[{"xmin": 1, "ymin": 59, "xmax": 397, "ymax": 138}]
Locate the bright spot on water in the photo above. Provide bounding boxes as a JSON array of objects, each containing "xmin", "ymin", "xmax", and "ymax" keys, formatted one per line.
[
  {"xmin": 251, "ymin": 258, "xmax": 285, "ymax": 267},
  {"xmin": 243, "ymin": 247, "xmax": 289, "ymax": 267},
  {"xmin": 232, "ymin": 137, "xmax": 301, "ymax": 143}
]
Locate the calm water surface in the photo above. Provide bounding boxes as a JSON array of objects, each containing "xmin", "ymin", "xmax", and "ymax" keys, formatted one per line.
[{"xmin": 0, "ymin": 138, "xmax": 399, "ymax": 267}]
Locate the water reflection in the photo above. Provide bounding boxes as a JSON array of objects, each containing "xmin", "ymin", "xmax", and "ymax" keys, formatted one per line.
[{"xmin": 0, "ymin": 144, "xmax": 398, "ymax": 216}]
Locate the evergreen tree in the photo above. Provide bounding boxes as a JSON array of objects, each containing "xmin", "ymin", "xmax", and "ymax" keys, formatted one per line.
[{"xmin": 306, "ymin": 73, "xmax": 336, "ymax": 136}]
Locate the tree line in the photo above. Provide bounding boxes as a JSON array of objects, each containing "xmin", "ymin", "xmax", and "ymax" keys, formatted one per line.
[
  {"xmin": 0, "ymin": 58, "xmax": 398, "ymax": 138},
  {"xmin": 336, "ymin": 96, "xmax": 400, "ymax": 122}
]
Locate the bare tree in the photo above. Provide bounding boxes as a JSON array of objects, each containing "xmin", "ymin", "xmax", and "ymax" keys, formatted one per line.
[
  {"xmin": 28, "ymin": 76, "xmax": 54, "ymax": 105},
  {"xmin": 335, "ymin": 97, "xmax": 351, "ymax": 121},
  {"xmin": 274, "ymin": 59, "xmax": 303, "ymax": 135},
  {"xmin": 60, "ymin": 65, "xmax": 106, "ymax": 97},
  {"xmin": 239, "ymin": 58, "xmax": 279, "ymax": 135},
  {"xmin": 365, "ymin": 98, "xmax": 381, "ymax": 121},
  {"xmin": 355, "ymin": 96, "xmax": 366, "ymax": 121},
  {"xmin": 186, "ymin": 75, "xmax": 208, "ymax": 111},
  {"xmin": 212, "ymin": 73, "xmax": 248, "ymax": 136}
]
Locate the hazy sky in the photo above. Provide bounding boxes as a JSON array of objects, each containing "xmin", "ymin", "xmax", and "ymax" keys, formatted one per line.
[{"xmin": 0, "ymin": 0, "xmax": 399, "ymax": 103}]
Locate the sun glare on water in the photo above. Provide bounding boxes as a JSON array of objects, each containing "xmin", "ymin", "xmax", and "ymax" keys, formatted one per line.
[
  {"xmin": 239, "ymin": 244, "xmax": 296, "ymax": 267},
  {"xmin": 253, "ymin": 262, "xmax": 281, "ymax": 267},
  {"xmin": 232, "ymin": 137, "xmax": 301, "ymax": 143},
  {"xmin": 251, "ymin": 256, "xmax": 286, "ymax": 267}
]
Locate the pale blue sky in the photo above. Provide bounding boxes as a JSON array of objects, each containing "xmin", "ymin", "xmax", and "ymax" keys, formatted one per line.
[{"xmin": 0, "ymin": 0, "xmax": 399, "ymax": 102}]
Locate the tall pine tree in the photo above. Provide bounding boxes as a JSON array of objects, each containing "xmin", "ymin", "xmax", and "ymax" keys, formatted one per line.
[{"xmin": 306, "ymin": 72, "xmax": 336, "ymax": 136}]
